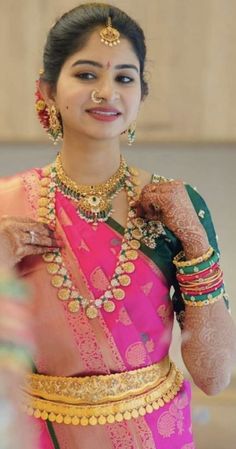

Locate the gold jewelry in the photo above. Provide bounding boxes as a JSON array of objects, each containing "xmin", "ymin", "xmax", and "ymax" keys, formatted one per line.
[
  {"xmin": 29, "ymin": 230, "xmax": 36, "ymax": 245},
  {"xmin": 91, "ymin": 89, "xmax": 103, "ymax": 104},
  {"xmin": 183, "ymin": 291, "xmax": 224, "ymax": 307},
  {"xmin": 178, "ymin": 269, "xmax": 223, "ymax": 290},
  {"xmin": 22, "ymin": 357, "xmax": 184, "ymax": 425},
  {"xmin": 38, "ymin": 160, "xmax": 143, "ymax": 318},
  {"xmin": 48, "ymin": 105, "xmax": 63, "ymax": 145},
  {"xmin": 173, "ymin": 246, "xmax": 214, "ymax": 268},
  {"xmin": 55, "ymin": 153, "xmax": 128, "ymax": 224},
  {"xmin": 100, "ymin": 17, "xmax": 120, "ymax": 47},
  {"xmin": 127, "ymin": 121, "xmax": 136, "ymax": 146}
]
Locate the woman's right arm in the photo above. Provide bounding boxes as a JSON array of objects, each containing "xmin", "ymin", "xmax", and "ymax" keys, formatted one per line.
[{"xmin": 0, "ymin": 215, "xmax": 63, "ymax": 269}]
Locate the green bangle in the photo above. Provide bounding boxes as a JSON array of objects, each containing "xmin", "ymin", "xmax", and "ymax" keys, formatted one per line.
[
  {"xmin": 177, "ymin": 251, "xmax": 220, "ymax": 275},
  {"xmin": 183, "ymin": 293, "xmax": 223, "ymax": 307},
  {"xmin": 182, "ymin": 285, "xmax": 225, "ymax": 302}
]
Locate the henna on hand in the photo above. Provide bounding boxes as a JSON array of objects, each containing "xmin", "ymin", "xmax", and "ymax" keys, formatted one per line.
[
  {"xmin": 0, "ymin": 216, "xmax": 64, "ymax": 269},
  {"xmin": 181, "ymin": 300, "xmax": 236, "ymax": 395},
  {"xmin": 138, "ymin": 181, "xmax": 209, "ymax": 258}
]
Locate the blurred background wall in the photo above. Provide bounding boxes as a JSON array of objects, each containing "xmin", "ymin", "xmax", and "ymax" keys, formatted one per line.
[{"xmin": 0, "ymin": 1, "xmax": 235, "ymax": 447}]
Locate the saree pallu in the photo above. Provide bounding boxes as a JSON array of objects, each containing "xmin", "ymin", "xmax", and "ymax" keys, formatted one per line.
[{"xmin": 0, "ymin": 167, "xmax": 206, "ymax": 449}]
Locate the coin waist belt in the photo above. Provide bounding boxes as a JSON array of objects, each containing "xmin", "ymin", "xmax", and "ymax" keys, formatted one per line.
[{"xmin": 21, "ymin": 356, "xmax": 183, "ymax": 426}]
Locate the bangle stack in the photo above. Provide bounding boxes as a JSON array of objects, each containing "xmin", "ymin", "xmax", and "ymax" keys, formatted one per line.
[{"xmin": 173, "ymin": 247, "xmax": 225, "ymax": 307}]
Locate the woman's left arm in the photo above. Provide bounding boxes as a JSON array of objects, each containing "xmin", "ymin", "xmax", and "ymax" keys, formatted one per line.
[
  {"xmin": 139, "ymin": 181, "xmax": 236, "ymax": 395},
  {"xmin": 181, "ymin": 289, "xmax": 236, "ymax": 395},
  {"xmin": 177, "ymin": 210, "xmax": 236, "ymax": 395}
]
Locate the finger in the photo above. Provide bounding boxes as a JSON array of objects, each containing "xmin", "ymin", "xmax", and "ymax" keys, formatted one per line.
[
  {"xmin": 1, "ymin": 216, "xmax": 41, "ymax": 224},
  {"xmin": 2, "ymin": 216, "xmax": 53, "ymax": 232},
  {"xmin": 20, "ymin": 223, "xmax": 56, "ymax": 238},
  {"xmin": 25, "ymin": 233, "xmax": 63, "ymax": 248},
  {"xmin": 2, "ymin": 219, "xmax": 54, "ymax": 239},
  {"xmin": 134, "ymin": 202, "xmax": 146, "ymax": 218},
  {"xmin": 23, "ymin": 245, "xmax": 59, "ymax": 258},
  {"xmin": 34, "ymin": 237, "xmax": 64, "ymax": 248}
]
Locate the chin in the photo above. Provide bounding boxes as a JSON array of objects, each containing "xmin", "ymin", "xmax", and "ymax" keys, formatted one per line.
[{"xmin": 86, "ymin": 129, "xmax": 122, "ymax": 141}]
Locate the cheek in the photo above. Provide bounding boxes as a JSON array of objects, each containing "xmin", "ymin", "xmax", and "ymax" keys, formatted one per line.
[
  {"xmin": 126, "ymin": 90, "xmax": 141, "ymax": 116},
  {"xmin": 56, "ymin": 80, "xmax": 88, "ymax": 109}
]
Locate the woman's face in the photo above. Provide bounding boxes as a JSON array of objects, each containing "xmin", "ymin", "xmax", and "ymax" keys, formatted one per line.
[{"xmin": 53, "ymin": 30, "xmax": 142, "ymax": 141}]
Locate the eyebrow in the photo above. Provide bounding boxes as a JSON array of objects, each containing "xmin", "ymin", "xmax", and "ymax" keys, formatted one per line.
[{"xmin": 71, "ymin": 59, "xmax": 139, "ymax": 73}]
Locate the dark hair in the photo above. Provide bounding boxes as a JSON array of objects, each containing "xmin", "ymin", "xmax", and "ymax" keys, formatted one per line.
[{"xmin": 42, "ymin": 3, "xmax": 148, "ymax": 99}]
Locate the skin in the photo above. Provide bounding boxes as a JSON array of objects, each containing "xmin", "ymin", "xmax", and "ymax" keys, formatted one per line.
[
  {"xmin": 137, "ymin": 181, "xmax": 210, "ymax": 259},
  {"xmin": 138, "ymin": 181, "xmax": 236, "ymax": 395},
  {"xmin": 0, "ymin": 216, "xmax": 63, "ymax": 269},
  {"xmin": 0, "ymin": 28, "xmax": 235, "ymax": 394},
  {"xmin": 41, "ymin": 30, "xmax": 142, "ymax": 187}
]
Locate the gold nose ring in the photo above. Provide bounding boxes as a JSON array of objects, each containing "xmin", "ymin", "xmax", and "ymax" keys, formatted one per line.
[{"xmin": 91, "ymin": 90, "xmax": 103, "ymax": 104}]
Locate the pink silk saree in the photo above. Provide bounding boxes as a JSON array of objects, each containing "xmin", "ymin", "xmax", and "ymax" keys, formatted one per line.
[{"xmin": 0, "ymin": 168, "xmax": 195, "ymax": 449}]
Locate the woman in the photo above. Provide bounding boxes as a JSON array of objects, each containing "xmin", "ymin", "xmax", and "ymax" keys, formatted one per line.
[{"xmin": 0, "ymin": 3, "xmax": 235, "ymax": 449}]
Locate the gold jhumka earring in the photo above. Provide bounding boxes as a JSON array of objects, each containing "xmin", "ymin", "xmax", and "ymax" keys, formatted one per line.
[
  {"xmin": 100, "ymin": 17, "xmax": 120, "ymax": 47},
  {"xmin": 35, "ymin": 70, "xmax": 63, "ymax": 145},
  {"xmin": 48, "ymin": 105, "xmax": 63, "ymax": 145},
  {"xmin": 127, "ymin": 122, "xmax": 137, "ymax": 146}
]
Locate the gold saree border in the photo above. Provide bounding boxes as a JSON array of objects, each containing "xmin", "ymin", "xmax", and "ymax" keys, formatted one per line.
[{"xmin": 21, "ymin": 357, "xmax": 184, "ymax": 426}]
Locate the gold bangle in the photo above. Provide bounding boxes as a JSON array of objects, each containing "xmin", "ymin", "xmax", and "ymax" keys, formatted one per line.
[
  {"xmin": 178, "ymin": 270, "xmax": 223, "ymax": 288},
  {"xmin": 183, "ymin": 292, "xmax": 223, "ymax": 307},
  {"xmin": 173, "ymin": 246, "xmax": 214, "ymax": 268}
]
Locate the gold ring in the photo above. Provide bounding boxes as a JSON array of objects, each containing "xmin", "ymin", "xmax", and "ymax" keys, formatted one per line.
[{"xmin": 29, "ymin": 230, "xmax": 36, "ymax": 245}]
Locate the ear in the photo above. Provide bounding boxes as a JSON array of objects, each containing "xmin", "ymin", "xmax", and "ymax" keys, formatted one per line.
[{"xmin": 38, "ymin": 79, "xmax": 57, "ymax": 107}]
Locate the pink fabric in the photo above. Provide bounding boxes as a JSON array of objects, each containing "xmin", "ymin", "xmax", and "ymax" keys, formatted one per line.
[
  {"xmin": 0, "ymin": 169, "xmax": 195, "ymax": 449},
  {"xmin": 50, "ymin": 190, "xmax": 194, "ymax": 448},
  {"xmin": 27, "ymin": 417, "xmax": 55, "ymax": 449},
  {"xmin": 57, "ymin": 191, "xmax": 173, "ymax": 368}
]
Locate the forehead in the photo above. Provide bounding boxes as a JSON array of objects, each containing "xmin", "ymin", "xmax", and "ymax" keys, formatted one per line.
[{"xmin": 65, "ymin": 30, "xmax": 140, "ymax": 68}]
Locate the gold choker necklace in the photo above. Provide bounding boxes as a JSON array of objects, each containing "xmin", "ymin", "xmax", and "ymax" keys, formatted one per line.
[{"xmin": 55, "ymin": 153, "xmax": 128, "ymax": 224}]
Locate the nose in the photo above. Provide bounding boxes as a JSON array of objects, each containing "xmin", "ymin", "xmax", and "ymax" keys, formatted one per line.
[{"xmin": 97, "ymin": 77, "xmax": 120, "ymax": 103}]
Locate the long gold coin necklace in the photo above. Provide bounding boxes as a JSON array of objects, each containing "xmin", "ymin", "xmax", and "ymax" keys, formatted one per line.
[{"xmin": 38, "ymin": 157, "xmax": 146, "ymax": 319}]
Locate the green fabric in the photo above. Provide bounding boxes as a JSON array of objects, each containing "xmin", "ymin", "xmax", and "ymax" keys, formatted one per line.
[
  {"xmin": 46, "ymin": 421, "xmax": 61, "ymax": 449},
  {"xmin": 107, "ymin": 183, "xmax": 225, "ymax": 321}
]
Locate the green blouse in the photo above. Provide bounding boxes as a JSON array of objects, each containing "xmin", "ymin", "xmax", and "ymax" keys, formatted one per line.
[{"xmin": 108, "ymin": 182, "xmax": 229, "ymax": 328}]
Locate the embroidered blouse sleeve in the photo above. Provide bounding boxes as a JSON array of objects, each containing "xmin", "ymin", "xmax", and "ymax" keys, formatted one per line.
[{"xmin": 171, "ymin": 183, "xmax": 230, "ymax": 328}]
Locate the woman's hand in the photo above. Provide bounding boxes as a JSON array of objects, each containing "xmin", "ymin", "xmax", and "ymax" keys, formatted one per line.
[
  {"xmin": 0, "ymin": 216, "xmax": 63, "ymax": 269},
  {"xmin": 137, "ymin": 180, "xmax": 209, "ymax": 259}
]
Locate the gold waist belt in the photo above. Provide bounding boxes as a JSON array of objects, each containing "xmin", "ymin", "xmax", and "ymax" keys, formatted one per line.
[{"xmin": 21, "ymin": 356, "xmax": 183, "ymax": 426}]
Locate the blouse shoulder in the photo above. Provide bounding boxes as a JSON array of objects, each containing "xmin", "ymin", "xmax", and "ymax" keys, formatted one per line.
[
  {"xmin": 0, "ymin": 168, "xmax": 41, "ymax": 217},
  {"xmin": 151, "ymin": 175, "xmax": 219, "ymax": 252},
  {"xmin": 0, "ymin": 168, "xmax": 40, "ymax": 190}
]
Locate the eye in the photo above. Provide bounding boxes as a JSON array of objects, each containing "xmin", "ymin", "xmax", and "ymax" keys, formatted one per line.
[
  {"xmin": 75, "ymin": 72, "xmax": 96, "ymax": 80},
  {"xmin": 116, "ymin": 75, "xmax": 134, "ymax": 84}
]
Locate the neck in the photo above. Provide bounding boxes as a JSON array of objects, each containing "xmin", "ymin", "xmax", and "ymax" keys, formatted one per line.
[{"xmin": 59, "ymin": 134, "xmax": 121, "ymax": 185}]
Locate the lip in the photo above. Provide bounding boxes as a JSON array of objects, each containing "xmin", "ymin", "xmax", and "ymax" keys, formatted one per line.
[
  {"xmin": 87, "ymin": 107, "xmax": 121, "ymax": 114},
  {"xmin": 86, "ymin": 107, "xmax": 122, "ymax": 122}
]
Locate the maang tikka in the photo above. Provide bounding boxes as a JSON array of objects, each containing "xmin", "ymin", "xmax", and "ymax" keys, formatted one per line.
[{"xmin": 100, "ymin": 17, "xmax": 120, "ymax": 47}]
